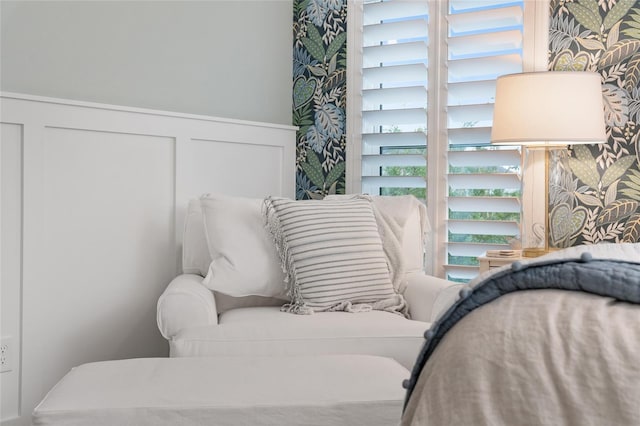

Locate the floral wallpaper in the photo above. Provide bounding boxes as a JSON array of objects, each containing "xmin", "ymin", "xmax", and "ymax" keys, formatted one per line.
[
  {"xmin": 548, "ymin": 0, "xmax": 640, "ymax": 246},
  {"xmin": 293, "ymin": 0, "xmax": 347, "ymax": 200}
]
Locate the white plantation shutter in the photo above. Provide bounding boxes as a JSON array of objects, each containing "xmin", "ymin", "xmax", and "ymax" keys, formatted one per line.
[
  {"xmin": 361, "ymin": 0, "xmax": 428, "ymax": 197},
  {"xmin": 445, "ymin": 0, "xmax": 524, "ymax": 281},
  {"xmin": 356, "ymin": 0, "xmax": 526, "ymax": 281}
]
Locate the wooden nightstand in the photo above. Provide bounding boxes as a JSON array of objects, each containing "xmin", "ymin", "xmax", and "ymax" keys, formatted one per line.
[{"xmin": 478, "ymin": 253, "xmax": 522, "ymax": 273}]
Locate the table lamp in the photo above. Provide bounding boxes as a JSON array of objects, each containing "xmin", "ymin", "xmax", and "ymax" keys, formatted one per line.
[{"xmin": 490, "ymin": 71, "xmax": 606, "ymax": 256}]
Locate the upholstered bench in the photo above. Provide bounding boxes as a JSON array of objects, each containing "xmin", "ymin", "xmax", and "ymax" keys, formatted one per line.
[{"xmin": 33, "ymin": 355, "xmax": 409, "ymax": 426}]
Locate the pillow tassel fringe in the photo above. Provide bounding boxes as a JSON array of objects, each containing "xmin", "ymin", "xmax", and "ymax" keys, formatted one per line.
[
  {"xmin": 263, "ymin": 197, "xmax": 313, "ymax": 315},
  {"xmin": 280, "ymin": 302, "xmax": 314, "ymax": 315}
]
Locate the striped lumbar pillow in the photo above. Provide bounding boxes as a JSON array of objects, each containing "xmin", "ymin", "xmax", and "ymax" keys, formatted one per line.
[{"xmin": 263, "ymin": 196, "xmax": 407, "ymax": 315}]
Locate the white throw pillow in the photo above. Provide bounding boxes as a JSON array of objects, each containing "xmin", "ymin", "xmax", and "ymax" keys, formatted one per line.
[
  {"xmin": 200, "ymin": 194, "xmax": 287, "ymax": 299},
  {"xmin": 182, "ymin": 199, "xmax": 213, "ymax": 276},
  {"xmin": 263, "ymin": 196, "xmax": 407, "ymax": 316}
]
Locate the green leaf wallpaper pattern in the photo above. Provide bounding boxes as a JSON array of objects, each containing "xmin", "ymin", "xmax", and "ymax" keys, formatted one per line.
[
  {"xmin": 293, "ymin": 0, "xmax": 347, "ymax": 200},
  {"xmin": 549, "ymin": 0, "xmax": 640, "ymax": 246}
]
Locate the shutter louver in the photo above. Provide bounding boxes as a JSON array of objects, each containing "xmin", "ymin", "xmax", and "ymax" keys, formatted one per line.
[
  {"xmin": 361, "ymin": 0, "xmax": 428, "ymax": 198},
  {"xmin": 445, "ymin": 0, "xmax": 524, "ymax": 281}
]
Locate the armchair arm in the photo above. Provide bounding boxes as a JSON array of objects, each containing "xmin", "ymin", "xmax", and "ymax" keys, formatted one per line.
[
  {"xmin": 157, "ymin": 274, "xmax": 218, "ymax": 340},
  {"xmin": 403, "ymin": 273, "xmax": 465, "ymax": 323}
]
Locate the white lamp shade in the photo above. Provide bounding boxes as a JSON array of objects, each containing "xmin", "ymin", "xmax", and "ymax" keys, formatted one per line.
[{"xmin": 490, "ymin": 71, "xmax": 606, "ymax": 146}]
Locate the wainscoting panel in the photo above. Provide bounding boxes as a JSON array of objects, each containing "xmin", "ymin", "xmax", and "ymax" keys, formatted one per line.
[
  {"xmin": 21, "ymin": 127, "xmax": 176, "ymax": 415},
  {"xmin": 0, "ymin": 93, "xmax": 296, "ymax": 424},
  {"xmin": 182, "ymin": 138, "xmax": 285, "ymax": 199},
  {"xmin": 1, "ymin": 123, "xmax": 23, "ymax": 421}
]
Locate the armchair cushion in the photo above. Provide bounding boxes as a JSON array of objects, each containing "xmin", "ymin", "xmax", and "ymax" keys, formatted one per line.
[
  {"xmin": 170, "ymin": 307, "xmax": 430, "ymax": 369},
  {"xmin": 264, "ymin": 196, "xmax": 406, "ymax": 316},
  {"xmin": 200, "ymin": 194, "xmax": 287, "ymax": 299},
  {"xmin": 213, "ymin": 292, "xmax": 285, "ymax": 313}
]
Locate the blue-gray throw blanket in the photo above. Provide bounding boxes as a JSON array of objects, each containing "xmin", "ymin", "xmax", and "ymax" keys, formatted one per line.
[{"xmin": 402, "ymin": 251, "xmax": 640, "ymax": 411}]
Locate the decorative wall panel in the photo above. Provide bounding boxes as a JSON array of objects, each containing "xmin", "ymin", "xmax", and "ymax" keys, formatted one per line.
[
  {"xmin": 1, "ymin": 122, "xmax": 23, "ymax": 420},
  {"xmin": 293, "ymin": 0, "xmax": 348, "ymax": 199},
  {"xmin": 549, "ymin": 0, "xmax": 640, "ymax": 246}
]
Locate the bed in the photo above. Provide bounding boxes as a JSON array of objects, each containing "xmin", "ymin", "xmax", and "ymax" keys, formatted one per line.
[{"xmin": 401, "ymin": 243, "xmax": 640, "ymax": 426}]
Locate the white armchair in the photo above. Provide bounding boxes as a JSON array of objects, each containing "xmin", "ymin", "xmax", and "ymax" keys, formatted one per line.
[{"xmin": 157, "ymin": 195, "xmax": 463, "ymax": 369}]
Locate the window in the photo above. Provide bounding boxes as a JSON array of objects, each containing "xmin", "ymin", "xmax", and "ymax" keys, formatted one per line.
[
  {"xmin": 348, "ymin": 0, "xmax": 541, "ymax": 280},
  {"xmin": 359, "ymin": 2, "xmax": 428, "ymax": 199}
]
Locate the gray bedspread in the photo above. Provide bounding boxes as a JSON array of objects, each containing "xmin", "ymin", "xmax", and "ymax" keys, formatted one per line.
[{"xmin": 402, "ymin": 243, "xmax": 640, "ymax": 426}]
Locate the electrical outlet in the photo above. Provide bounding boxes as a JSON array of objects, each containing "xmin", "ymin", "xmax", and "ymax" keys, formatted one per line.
[{"xmin": 1, "ymin": 336, "xmax": 13, "ymax": 373}]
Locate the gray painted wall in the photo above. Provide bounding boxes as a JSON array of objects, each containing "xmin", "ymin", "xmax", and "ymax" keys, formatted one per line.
[{"xmin": 1, "ymin": 0, "xmax": 293, "ymax": 125}]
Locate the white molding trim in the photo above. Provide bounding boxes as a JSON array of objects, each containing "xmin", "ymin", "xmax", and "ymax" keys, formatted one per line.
[
  {"xmin": 520, "ymin": 0, "xmax": 551, "ymax": 249},
  {"xmin": 0, "ymin": 92, "xmax": 297, "ymax": 132},
  {"xmin": 522, "ymin": 0, "xmax": 550, "ymax": 73},
  {"xmin": 427, "ymin": 0, "xmax": 449, "ymax": 278},
  {"xmin": 345, "ymin": 0, "xmax": 363, "ymax": 195}
]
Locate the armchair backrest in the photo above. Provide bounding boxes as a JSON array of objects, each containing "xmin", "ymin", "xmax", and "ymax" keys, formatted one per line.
[
  {"xmin": 400, "ymin": 207, "xmax": 427, "ymax": 275},
  {"xmin": 181, "ymin": 196, "xmax": 429, "ymax": 311}
]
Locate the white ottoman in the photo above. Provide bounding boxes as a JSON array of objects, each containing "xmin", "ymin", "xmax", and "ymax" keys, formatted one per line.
[{"xmin": 33, "ymin": 355, "xmax": 409, "ymax": 426}]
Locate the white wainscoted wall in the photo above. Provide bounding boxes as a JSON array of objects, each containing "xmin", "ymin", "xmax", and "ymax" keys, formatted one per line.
[{"xmin": 0, "ymin": 93, "xmax": 296, "ymax": 425}]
